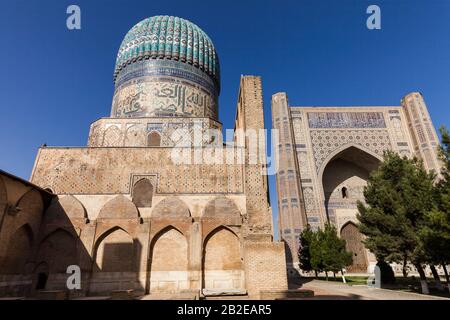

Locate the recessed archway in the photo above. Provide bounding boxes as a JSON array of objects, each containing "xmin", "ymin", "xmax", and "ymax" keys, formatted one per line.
[
  {"xmin": 321, "ymin": 146, "xmax": 380, "ymax": 273},
  {"xmin": 321, "ymin": 145, "xmax": 381, "ymax": 221},
  {"xmin": 36, "ymin": 229, "xmax": 78, "ymax": 274},
  {"xmin": 89, "ymin": 227, "xmax": 139, "ymax": 294},
  {"xmin": 202, "ymin": 227, "xmax": 244, "ymax": 292},
  {"xmin": 149, "ymin": 227, "xmax": 188, "ymax": 293},
  {"xmin": 132, "ymin": 179, "xmax": 154, "ymax": 208},
  {"xmin": 341, "ymin": 222, "xmax": 368, "ymax": 273},
  {"xmin": 93, "ymin": 227, "xmax": 135, "ymax": 273},
  {"xmin": 2, "ymin": 224, "xmax": 33, "ymax": 274}
]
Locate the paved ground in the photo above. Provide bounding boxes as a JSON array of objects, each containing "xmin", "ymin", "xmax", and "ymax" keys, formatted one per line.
[
  {"xmin": 4, "ymin": 280, "xmax": 448, "ymax": 300},
  {"xmin": 298, "ymin": 280, "xmax": 449, "ymax": 300}
]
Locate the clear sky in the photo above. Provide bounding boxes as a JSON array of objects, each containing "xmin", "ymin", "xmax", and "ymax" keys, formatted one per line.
[{"xmin": 1, "ymin": 0, "xmax": 449, "ymax": 234}]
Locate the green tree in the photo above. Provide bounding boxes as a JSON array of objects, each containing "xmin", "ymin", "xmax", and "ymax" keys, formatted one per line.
[
  {"xmin": 298, "ymin": 225, "xmax": 314, "ymax": 275},
  {"xmin": 420, "ymin": 126, "xmax": 450, "ymax": 292},
  {"xmin": 321, "ymin": 223, "xmax": 353, "ymax": 278},
  {"xmin": 357, "ymin": 151, "xmax": 436, "ymax": 294},
  {"xmin": 309, "ymin": 228, "xmax": 325, "ymax": 277},
  {"xmin": 306, "ymin": 223, "xmax": 352, "ymax": 281}
]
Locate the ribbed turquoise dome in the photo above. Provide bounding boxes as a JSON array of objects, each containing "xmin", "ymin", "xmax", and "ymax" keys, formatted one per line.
[{"xmin": 114, "ymin": 15, "xmax": 220, "ymax": 86}]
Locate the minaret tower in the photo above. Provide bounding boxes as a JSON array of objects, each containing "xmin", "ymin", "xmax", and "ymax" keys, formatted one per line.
[{"xmin": 402, "ymin": 92, "xmax": 442, "ymax": 174}]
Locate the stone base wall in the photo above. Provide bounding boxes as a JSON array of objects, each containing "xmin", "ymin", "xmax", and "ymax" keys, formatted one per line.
[{"xmin": 243, "ymin": 241, "xmax": 288, "ymax": 299}]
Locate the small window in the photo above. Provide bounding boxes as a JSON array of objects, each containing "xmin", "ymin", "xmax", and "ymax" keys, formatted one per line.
[
  {"xmin": 132, "ymin": 179, "xmax": 154, "ymax": 207},
  {"xmin": 147, "ymin": 131, "xmax": 161, "ymax": 147},
  {"xmin": 341, "ymin": 187, "xmax": 348, "ymax": 199}
]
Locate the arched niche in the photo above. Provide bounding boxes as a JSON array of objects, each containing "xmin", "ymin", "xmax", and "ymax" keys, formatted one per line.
[
  {"xmin": 340, "ymin": 222, "xmax": 368, "ymax": 273},
  {"xmin": 93, "ymin": 227, "xmax": 135, "ymax": 273},
  {"xmin": 321, "ymin": 145, "xmax": 381, "ymax": 222},
  {"xmin": 36, "ymin": 228, "xmax": 78, "ymax": 274},
  {"xmin": 320, "ymin": 146, "xmax": 379, "ymax": 275},
  {"xmin": 149, "ymin": 227, "xmax": 188, "ymax": 293},
  {"xmin": 132, "ymin": 179, "xmax": 154, "ymax": 208},
  {"xmin": 147, "ymin": 131, "xmax": 161, "ymax": 147},
  {"xmin": 2, "ymin": 224, "xmax": 33, "ymax": 274},
  {"xmin": 202, "ymin": 227, "xmax": 244, "ymax": 292}
]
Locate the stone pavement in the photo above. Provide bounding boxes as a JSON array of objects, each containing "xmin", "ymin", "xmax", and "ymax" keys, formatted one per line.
[{"xmin": 299, "ymin": 280, "xmax": 449, "ymax": 300}]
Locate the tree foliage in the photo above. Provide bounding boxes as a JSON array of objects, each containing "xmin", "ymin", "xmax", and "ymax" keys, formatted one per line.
[
  {"xmin": 356, "ymin": 151, "xmax": 435, "ymax": 265},
  {"xmin": 298, "ymin": 225, "xmax": 314, "ymax": 272},
  {"xmin": 356, "ymin": 150, "xmax": 438, "ymax": 293},
  {"xmin": 298, "ymin": 223, "xmax": 352, "ymax": 277},
  {"xmin": 420, "ymin": 127, "xmax": 450, "ymax": 270}
]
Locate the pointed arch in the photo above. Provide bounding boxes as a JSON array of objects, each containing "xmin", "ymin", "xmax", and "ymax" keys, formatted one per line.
[
  {"xmin": 132, "ymin": 178, "xmax": 154, "ymax": 208},
  {"xmin": 340, "ymin": 221, "xmax": 368, "ymax": 273},
  {"xmin": 151, "ymin": 224, "xmax": 186, "ymax": 240},
  {"xmin": 93, "ymin": 226, "xmax": 131, "ymax": 250},
  {"xmin": 203, "ymin": 196, "xmax": 241, "ymax": 219},
  {"xmin": 36, "ymin": 228, "xmax": 78, "ymax": 273},
  {"xmin": 2, "ymin": 224, "xmax": 34, "ymax": 274},
  {"xmin": 45, "ymin": 195, "xmax": 87, "ymax": 222},
  {"xmin": 98, "ymin": 195, "xmax": 139, "ymax": 219},
  {"xmin": 318, "ymin": 143, "xmax": 383, "ymax": 185},
  {"xmin": 152, "ymin": 196, "xmax": 190, "ymax": 218},
  {"xmin": 340, "ymin": 220, "xmax": 359, "ymax": 234},
  {"xmin": 149, "ymin": 226, "xmax": 189, "ymax": 293},
  {"xmin": 202, "ymin": 226, "xmax": 244, "ymax": 291},
  {"xmin": 321, "ymin": 145, "xmax": 382, "ymax": 218},
  {"xmin": 93, "ymin": 226, "xmax": 135, "ymax": 273},
  {"xmin": 203, "ymin": 225, "xmax": 239, "ymax": 244},
  {"xmin": 16, "ymin": 188, "xmax": 44, "ymax": 215}
]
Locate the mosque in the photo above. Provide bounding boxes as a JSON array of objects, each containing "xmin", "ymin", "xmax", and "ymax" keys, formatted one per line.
[
  {"xmin": 0, "ymin": 16, "xmax": 287, "ymax": 299},
  {"xmin": 0, "ymin": 15, "xmax": 442, "ymax": 299},
  {"xmin": 272, "ymin": 92, "xmax": 442, "ymax": 276}
]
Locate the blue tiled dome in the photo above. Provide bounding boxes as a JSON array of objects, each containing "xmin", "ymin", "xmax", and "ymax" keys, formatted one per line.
[{"xmin": 114, "ymin": 16, "xmax": 220, "ymax": 86}]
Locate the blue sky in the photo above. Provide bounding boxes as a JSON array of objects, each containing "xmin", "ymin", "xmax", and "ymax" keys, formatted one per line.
[{"xmin": 1, "ymin": 0, "xmax": 449, "ymax": 234}]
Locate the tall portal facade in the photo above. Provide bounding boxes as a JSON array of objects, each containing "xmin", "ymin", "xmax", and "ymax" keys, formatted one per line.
[
  {"xmin": 272, "ymin": 92, "xmax": 442, "ymax": 276},
  {"xmin": 0, "ymin": 16, "xmax": 288, "ymax": 298}
]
